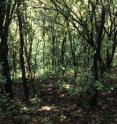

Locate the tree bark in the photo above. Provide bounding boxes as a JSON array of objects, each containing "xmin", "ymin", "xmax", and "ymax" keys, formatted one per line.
[
  {"xmin": 0, "ymin": 0, "xmax": 14, "ymax": 97},
  {"xmin": 0, "ymin": 30, "xmax": 13, "ymax": 97},
  {"xmin": 17, "ymin": 4, "xmax": 29, "ymax": 100}
]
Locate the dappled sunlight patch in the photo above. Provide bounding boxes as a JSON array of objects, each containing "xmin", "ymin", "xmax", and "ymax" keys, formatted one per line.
[
  {"xmin": 63, "ymin": 84, "xmax": 70, "ymax": 89},
  {"xmin": 59, "ymin": 114, "xmax": 67, "ymax": 122},
  {"xmin": 29, "ymin": 97, "xmax": 42, "ymax": 105},
  {"xmin": 38, "ymin": 105, "xmax": 56, "ymax": 112},
  {"xmin": 21, "ymin": 106, "xmax": 29, "ymax": 112},
  {"xmin": 59, "ymin": 93, "xmax": 65, "ymax": 98}
]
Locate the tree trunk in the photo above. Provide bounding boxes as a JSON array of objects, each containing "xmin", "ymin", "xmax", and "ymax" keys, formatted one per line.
[
  {"xmin": 0, "ymin": 0, "xmax": 15, "ymax": 98},
  {"xmin": 60, "ymin": 34, "xmax": 66, "ymax": 75},
  {"xmin": 91, "ymin": 52, "xmax": 99, "ymax": 108},
  {"xmin": 17, "ymin": 5, "xmax": 29, "ymax": 100},
  {"xmin": 0, "ymin": 31, "xmax": 13, "ymax": 97},
  {"xmin": 106, "ymin": 43, "xmax": 117, "ymax": 69}
]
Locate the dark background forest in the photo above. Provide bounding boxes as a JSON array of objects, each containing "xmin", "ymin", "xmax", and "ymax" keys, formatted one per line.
[{"xmin": 0, "ymin": 0, "xmax": 117, "ymax": 123}]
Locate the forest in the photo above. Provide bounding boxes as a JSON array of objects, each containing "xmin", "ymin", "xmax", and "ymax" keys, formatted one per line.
[{"xmin": 0, "ymin": 0, "xmax": 117, "ymax": 123}]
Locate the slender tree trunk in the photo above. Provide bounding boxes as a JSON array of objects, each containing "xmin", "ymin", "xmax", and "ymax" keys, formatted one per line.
[
  {"xmin": 91, "ymin": 52, "xmax": 99, "ymax": 108},
  {"xmin": 17, "ymin": 5, "xmax": 29, "ymax": 100},
  {"xmin": 106, "ymin": 43, "xmax": 117, "ymax": 69},
  {"xmin": 60, "ymin": 33, "xmax": 66, "ymax": 75},
  {"xmin": 51, "ymin": 34, "xmax": 56, "ymax": 71},
  {"xmin": 0, "ymin": 30, "xmax": 13, "ymax": 97},
  {"xmin": 91, "ymin": 5, "xmax": 106, "ymax": 109},
  {"xmin": 67, "ymin": 22, "xmax": 77, "ymax": 83},
  {"xmin": 0, "ymin": 0, "xmax": 15, "ymax": 98}
]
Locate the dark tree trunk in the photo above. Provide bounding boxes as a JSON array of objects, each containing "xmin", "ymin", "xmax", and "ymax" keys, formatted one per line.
[
  {"xmin": 51, "ymin": 34, "xmax": 56, "ymax": 71},
  {"xmin": 17, "ymin": 4, "xmax": 29, "ymax": 100},
  {"xmin": 91, "ymin": 52, "xmax": 99, "ymax": 108},
  {"xmin": 0, "ymin": 0, "xmax": 14, "ymax": 97},
  {"xmin": 91, "ymin": 5, "xmax": 106, "ymax": 109},
  {"xmin": 60, "ymin": 34, "xmax": 66, "ymax": 75},
  {"xmin": 1, "ymin": 31, "xmax": 12, "ymax": 97},
  {"xmin": 67, "ymin": 22, "xmax": 77, "ymax": 80},
  {"xmin": 0, "ymin": 31, "xmax": 13, "ymax": 97},
  {"xmin": 24, "ymin": 39, "xmax": 37, "ymax": 95},
  {"xmin": 106, "ymin": 43, "xmax": 117, "ymax": 69},
  {"xmin": 12, "ymin": 49, "xmax": 17, "ymax": 74}
]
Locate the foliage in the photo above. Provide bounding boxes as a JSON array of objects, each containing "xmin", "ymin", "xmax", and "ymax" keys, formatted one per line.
[
  {"xmin": 0, "ymin": 94, "xmax": 41, "ymax": 123},
  {"xmin": 0, "ymin": 0, "xmax": 117, "ymax": 123}
]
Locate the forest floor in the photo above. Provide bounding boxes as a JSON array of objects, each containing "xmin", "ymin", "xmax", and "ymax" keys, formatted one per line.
[
  {"xmin": 1, "ymin": 72, "xmax": 117, "ymax": 124},
  {"xmin": 30, "ymin": 73, "xmax": 117, "ymax": 124}
]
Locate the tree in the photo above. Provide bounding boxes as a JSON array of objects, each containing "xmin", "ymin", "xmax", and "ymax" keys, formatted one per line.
[
  {"xmin": 48, "ymin": 0, "xmax": 117, "ymax": 107},
  {"xmin": 17, "ymin": 0, "xmax": 29, "ymax": 100},
  {"xmin": 0, "ymin": 0, "xmax": 16, "ymax": 97}
]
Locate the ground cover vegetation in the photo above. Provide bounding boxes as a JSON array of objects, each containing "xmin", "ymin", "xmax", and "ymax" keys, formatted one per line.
[{"xmin": 0, "ymin": 0, "xmax": 117, "ymax": 123}]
